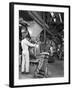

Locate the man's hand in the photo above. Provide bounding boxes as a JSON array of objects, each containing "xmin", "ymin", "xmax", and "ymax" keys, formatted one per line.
[{"xmin": 35, "ymin": 44, "xmax": 39, "ymax": 48}]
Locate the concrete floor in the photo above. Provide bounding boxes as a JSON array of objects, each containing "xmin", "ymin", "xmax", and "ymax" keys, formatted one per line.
[{"xmin": 19, "ymin": 59, "xmax": 64, "ymax": 79}]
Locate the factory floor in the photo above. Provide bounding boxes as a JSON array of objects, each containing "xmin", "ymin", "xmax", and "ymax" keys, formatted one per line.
[{"xmin": 19, "ymin": 59, "xmax": 64, "ymax": 79}]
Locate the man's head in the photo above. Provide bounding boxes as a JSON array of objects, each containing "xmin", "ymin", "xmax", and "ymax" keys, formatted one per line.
[
  {"xmin": 21, "ymin": 26, "xmax": 27, "ymax": 32},
  {"xmin": 21, "ymin": 26, "xmax": 31, "ymax": 40},
  {"xmin": 21, "ymin": 26, "xmax": 28, "ymax": 39},
  {"xmin": 25, "ymin": 33, "xmax": 31, "ymax": 41}
]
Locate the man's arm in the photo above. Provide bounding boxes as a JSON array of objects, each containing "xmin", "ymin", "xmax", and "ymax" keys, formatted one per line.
[{"xmin": 26, "ymin": 39, "xmax": 36, "ymax": 47}]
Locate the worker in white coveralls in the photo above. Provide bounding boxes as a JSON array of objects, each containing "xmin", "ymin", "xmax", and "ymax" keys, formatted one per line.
[{"xmin": 21, "ymin": 27, "xmax": 37, "ymax": 74}]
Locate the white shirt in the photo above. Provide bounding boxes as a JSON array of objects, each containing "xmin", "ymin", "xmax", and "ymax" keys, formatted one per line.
[{"xmin": 21, "ymin": 38, "xmax": 36, "ymax": 54}]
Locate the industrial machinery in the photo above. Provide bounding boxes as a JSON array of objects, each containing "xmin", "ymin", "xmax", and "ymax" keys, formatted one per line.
[
  {"xmin": 30, "ymin": 52, "xmax": 49, "ymax": 78},
  {"xmin": 19, "ymin": 10, "xmax": 64, "ymax": 78}
]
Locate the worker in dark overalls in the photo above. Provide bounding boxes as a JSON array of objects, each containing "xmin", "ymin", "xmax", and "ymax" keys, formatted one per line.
[{"xmin": 34, "ymin": 52, "xmax": 49, "ymax": 78}]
